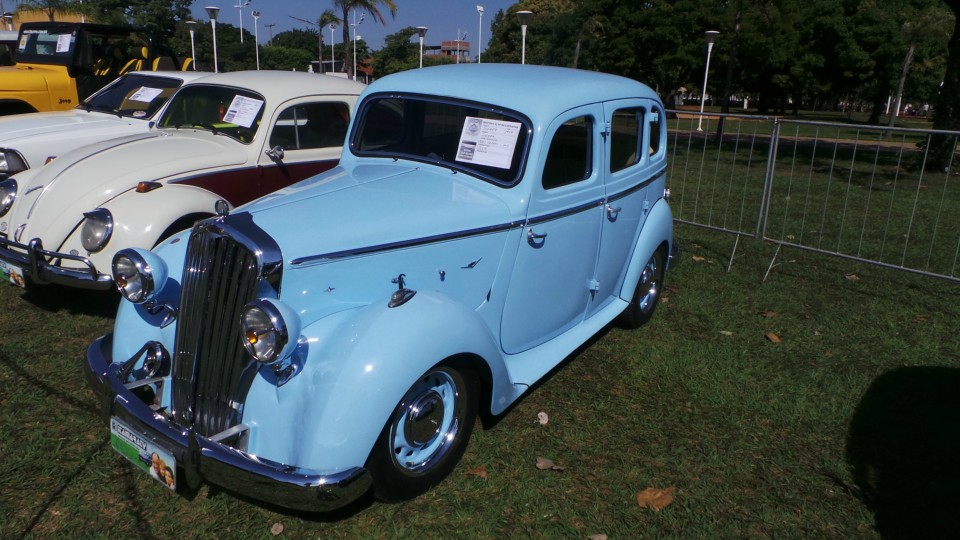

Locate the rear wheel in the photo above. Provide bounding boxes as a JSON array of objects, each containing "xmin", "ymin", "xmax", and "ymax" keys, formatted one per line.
[
  {"xmin": 366, "ymin": 362, "xmax": 478, "ymax": 502},
  {"xmin": 617, "ymin": 247, "xmax": 666, "ymax": 329}
]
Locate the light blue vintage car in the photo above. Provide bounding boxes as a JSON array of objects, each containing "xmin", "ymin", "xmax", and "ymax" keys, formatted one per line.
[{"xmin": 85, "ymin": 63, "xmax": 675, "ymax": 511}]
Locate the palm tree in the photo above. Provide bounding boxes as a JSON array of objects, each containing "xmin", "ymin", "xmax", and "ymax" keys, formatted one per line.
[
  {"xmin": 318, "ymin": 9, "xmax": 341, "ymax": 71},
  {"xmin": 16, "ymin": 0, "xmax": 81, "ymax": 22},
  {"xmin": 333, "ymin": 0, "xmax": 397, "ymax": 79}
]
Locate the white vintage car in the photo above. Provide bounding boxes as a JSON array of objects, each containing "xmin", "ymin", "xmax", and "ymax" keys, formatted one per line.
[
  {"xmin": 0, "ymin": 70, "xmax": 210, "ymax": 181},
  {"xmin": 0, "ymin": 70, "xmax": 365, "ymax": 289}
]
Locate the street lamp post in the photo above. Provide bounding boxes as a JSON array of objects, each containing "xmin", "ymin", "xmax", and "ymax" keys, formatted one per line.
[
  {"xmin": 416, "ymin": 26, "xmax": 427, "ymax": 69},
  {"xmin": 264, "ymin": 23, "xmax": 275, "ymax": 46},
  {"xmin": 476, "ymin": 5, "xmax": 484, "ymax": 63},
  {"xmin": 234, "ymin": 1, "xmax": 250, "ymax": 43},
  {"xmin": 186, "ymin": 20, "xmax": 197, "ymax": 70},
  {"xmin": 516, "ymin": 10, "xmax": 532, "ymax": 65},
  {"xmin": 252, "ymin": 10, "xmax": 260, "ymax": 70},
  {"xmin": 697, "ymin": 30, "xmax": 720, "ymax": 132},
  {"xmin": 329, "ymin": 24, "xmax": 336, "ymax": 71},
  {"xmin": 205, "ymin": 6, "xmax": 220, "ymax": 73},
  {"xmin": 352, "ymin": 11, "xmax": 364, "ymax": 81},
  {"xmin": 2, "ymin": 11, "xmax": 13, "ymax": 32}
]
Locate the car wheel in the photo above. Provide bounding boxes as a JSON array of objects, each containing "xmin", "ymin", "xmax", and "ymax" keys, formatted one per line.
[
  {"xmin": 617, "ymin": 247, "xmax": 666, "ymax": 329},
  {"xmin": 366, "ymin": 362, "xmax": 478, "ymax": 502}
]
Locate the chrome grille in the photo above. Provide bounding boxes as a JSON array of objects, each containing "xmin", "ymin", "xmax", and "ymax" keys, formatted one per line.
[{"xmin": 170, "ymin": 217, "xmax": 276, "ymax": 437}]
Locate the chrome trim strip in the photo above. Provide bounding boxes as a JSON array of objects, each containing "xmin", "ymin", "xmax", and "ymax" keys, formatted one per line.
[
  {"xmin": 85, "ymin": 335, "xmax": 372, "ymax": 512},
  {"xmin": 290, "ymin": 169, "xmax": 664, "ymax": 268},
  {"xmin": 291, "ymin": 220, "xmax": 524, "ymax": 266},
  {"xmin": 606, "ymin": 167, "xmax": 666, "ymax": 203}
]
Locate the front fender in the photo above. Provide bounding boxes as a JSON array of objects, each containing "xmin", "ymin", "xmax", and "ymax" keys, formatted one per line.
[
  {"xmin": 59, "ymin": 184, "xmax": 223, "ymax": 271},
  {"xmin": 242, "ymin": 289, "xmax": 509, "ymax": 473},
  {"xmin": 620, "ymin": 197, "xmax": 673, "ymax": 302}
]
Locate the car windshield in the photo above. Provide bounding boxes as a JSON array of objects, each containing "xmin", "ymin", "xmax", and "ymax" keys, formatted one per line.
[
  {"xmin": 350, "ymin": 94, "xmax": 531, "ymax": 187},
  {"xmin": 157, "ymin": 85, "xmax": 265, "ymax": 144},
  {"xmin": 80, "ymin": 73, "xmax": 185, "ymax": 119},
  {"xmin": 16, "ymin": 28, "xmax": 76, "ymax": 62}
]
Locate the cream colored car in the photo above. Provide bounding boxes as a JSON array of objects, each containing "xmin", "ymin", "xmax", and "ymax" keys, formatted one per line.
[{"xmin": 0, "ymin": 70, "xmax": 364, "ymax": 290}]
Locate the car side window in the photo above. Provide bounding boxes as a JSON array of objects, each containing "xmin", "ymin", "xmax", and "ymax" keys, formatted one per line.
[
  {"xmin": 542, "ymin": 115, "xmax": 593, "ymax": 190},
  {"xmin": 270, "ymin": 102, "xmax": 350, "ymax": 150},
  {"xmin": 649, "ymin": 106, "xmax": 662, "ymax": 157},
  {"xmin": 610, "ymin": 107, "xmax": 645, "ymax": 173}
]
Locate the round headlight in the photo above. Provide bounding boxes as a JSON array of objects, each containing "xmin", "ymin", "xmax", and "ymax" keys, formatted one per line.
[
  {"xmin": 112, "ymin": 248, "xmax": 167, "ymax": 304},
  {"xmin": 240, "ymin": 299, "xmax": 302, "ymax": 365},
  {"xmin": 81, "ymin": 208, "xmax": 114, "ymax": 252},
  {"xmin": 0, "ymin": 179, "xmax": 16, "ymax": 218},
  {"xmin": 0, "ymin": 150, "xmax": 28, "ymax": 176}
]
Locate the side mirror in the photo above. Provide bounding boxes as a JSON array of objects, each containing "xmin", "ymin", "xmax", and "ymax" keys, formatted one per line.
[{"xmin": 265, "ymin": 145, "xmax": 285, "ymax": 160}]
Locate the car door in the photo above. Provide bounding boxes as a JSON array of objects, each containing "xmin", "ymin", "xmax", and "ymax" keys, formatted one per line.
[
  {"xmin": 587, "ymin": 99, "xmax": 666, "ymax": 319},
  {"xmin": 257, "ymin": 99, "xmax": 352, "ymax": 197},
  {"xmin": 500, "ymin": 106, "xmax": 605, "ymax": 354}
]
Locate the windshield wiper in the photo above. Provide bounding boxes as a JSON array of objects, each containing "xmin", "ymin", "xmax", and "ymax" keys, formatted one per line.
[{"xmin": 93, "ymin": 104, "xmax": 122, "ymax": 117}]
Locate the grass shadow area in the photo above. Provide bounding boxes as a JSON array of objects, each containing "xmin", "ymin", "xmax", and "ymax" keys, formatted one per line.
[
  {"xmin": 18, "ymin": 282, "xmax": 120, "ymax": 319},
  {"xmin": 846, "ymin": 366, "xmax": 960, "ymax": 539}
]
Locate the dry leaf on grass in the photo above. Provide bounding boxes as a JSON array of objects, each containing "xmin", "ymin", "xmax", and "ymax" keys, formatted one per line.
[
  {"xmin": 536, "ymin": 456, "xmax": 565, "ymax": 471},
  {"xmin": 636, "ymin": 486, "xmax": 676, "ymax": 511},
  {"xmin": 844, "ymin": 273, "xmax": 860, "ymax": 281},
  {"xmin": 270, "ymin": 522, "xmax": 284, "ymax": 536},
  {"xmin": 537, "ymin": 411, "xmax": 549, "ymax": 425},
  {"xmin": 588, "ymin": 535, "xmax": 609, "ymax": 540},
  {"xmin": 465, "ymin": 465, "xmax": 488, "ymax": 479},
  {"xmin": 719, "ymin": 330, "xmax": 734, "ymax": 336},
  {"xmin": 759, "ymin": 310, "xmax": 777, "ymax": 318},
  {"xmin": 765, "ymin": 331, "xmax": 782, "ymax": 343},
  {"xmin": 913, "ymin": 314, "xmax": 928, "ymax": 323},
  {"xmin": 691, "ymin": 255, "xmax": 706, "ymax": 262}
]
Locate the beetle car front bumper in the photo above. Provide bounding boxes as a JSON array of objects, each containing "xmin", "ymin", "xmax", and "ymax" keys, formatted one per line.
[
  {"xmin": 84, "ymin": 334, "xmax": 373, "ymax": 512},
  {"xmin": 0, "ymin": 235, "xmax": 114, "ymax": 289}
]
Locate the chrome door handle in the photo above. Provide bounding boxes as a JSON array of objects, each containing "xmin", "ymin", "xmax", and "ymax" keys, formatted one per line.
[
  {"xmin": 527, "ymin": 228, "xmax": 548, "ymax": 241},
  {"xmin": 606, "ymin": 204, "xmax": 622, "ymax": 219}
]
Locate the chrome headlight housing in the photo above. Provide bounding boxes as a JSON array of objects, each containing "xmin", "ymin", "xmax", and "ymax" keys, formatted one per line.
[
  {"xmin": 112, "ymin": 248, "xmax": 168, "ymax": 304},
  {"xmin": 0, "ymin": 178, "xmax": 16, "ymax": 218},
  {"xmin": 81, "ymin": 208, "xmax": 114, "ymax": 252},
  {"xmin": 240, "ymin": 299, "xmax": 301, "ymax": 365},
  {"xmin": 0, "ymin": 149, "xmax": 28, "ymax": 178}
]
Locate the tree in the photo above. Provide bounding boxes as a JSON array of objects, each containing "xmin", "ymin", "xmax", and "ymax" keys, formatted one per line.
[
  {"xmin": 88, "ymin": 0, "xmax": 192, "ymax": 45},
  {"xmin": 16, "ymin": 0, "xmax": 81, "ymax": 21},
  {"xmin": 931, "ymin": 1, "xmax": 960, "ymax": 167},
  {"xmin": 333, "ymin": 0, "xmax": 397, "ymax": 79}
]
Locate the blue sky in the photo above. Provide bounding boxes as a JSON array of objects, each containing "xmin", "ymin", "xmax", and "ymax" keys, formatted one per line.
[{"xmin": 190, "ymin": 0, "xmax": 519, "ymax": 56}]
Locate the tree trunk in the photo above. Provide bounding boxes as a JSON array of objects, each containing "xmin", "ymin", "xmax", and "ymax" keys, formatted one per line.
[
  {"xmin": 888, "ymin": 42, "xmax": 916, "ymax": 128},
  {"xmin": 930, "ymin": 2, "xmax": 960, "ymax": 169}
]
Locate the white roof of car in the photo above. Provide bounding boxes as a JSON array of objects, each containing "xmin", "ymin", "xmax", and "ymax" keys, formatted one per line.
[
  {"xmin": 0, "ymin": 30, "xmax": 18, "ymax": 41},
  {"xmin": 186, "ymin": 70, "xmax": 366, "ymax": 101}
]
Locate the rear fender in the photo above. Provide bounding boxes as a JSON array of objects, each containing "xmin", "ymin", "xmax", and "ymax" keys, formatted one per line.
[{"xmin": 619, "ymin": 198, "xmax": 673, "ymax": 302}]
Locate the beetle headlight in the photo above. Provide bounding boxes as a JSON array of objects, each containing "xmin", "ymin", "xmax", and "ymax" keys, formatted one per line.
[
  {"xmin": 240, "ymin": 299, "xmax": 301, "ymax": 364},
  {"xmin": 112, "ymin": 248, "xmax": 168, "ymax": 304},
  {"xmin": 0, "ymin": 149, "xmax": 28, "ymax": 177},
  {"xmin": 0, "ymin": 179, "xmax": 16, "ymax": 218},
  {"xmin": 81, "ymin": 208, "xmax": 114, "ymax": 252}
]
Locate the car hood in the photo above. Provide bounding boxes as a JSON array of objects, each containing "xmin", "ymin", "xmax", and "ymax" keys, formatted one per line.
[
  {"xmin": 0, "ymin": 110, "xmax": 140, "ymax": 146},
  {"xmin": 9, "ymin": 131, "xmax": 248, "ymax": 247},
  {"xmin": 0, "ymin": 65, "xmax": 57, "ymax": 91},
  {"xmin": 244, "ymin": 163, "xmax": 517, "ymax": 266}
]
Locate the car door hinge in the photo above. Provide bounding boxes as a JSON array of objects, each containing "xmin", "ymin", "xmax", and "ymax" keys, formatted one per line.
[
  {"xmin": 602, "ymin": 121, "xmax": 610, "ymax": 141},
  {"xmin": 588, "ymin": 279, "xmax": 600, "ymax": 292},
  {"xmin": 643, "ymin": 199, "xmax": 651, "ymax": 214}
]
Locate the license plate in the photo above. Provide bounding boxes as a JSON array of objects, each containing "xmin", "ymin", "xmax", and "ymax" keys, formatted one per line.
[
  {"xmin": 110, "ymin": 417, "xmax": 177, "ymax": 490},
  {"xmin": 0, "ymin": 259, "xmax": 25, "ymax": 288}
]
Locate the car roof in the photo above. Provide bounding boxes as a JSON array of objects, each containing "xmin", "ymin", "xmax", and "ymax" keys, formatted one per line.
[
  {"xmin": 363, "ymin": 64, "xmax": 660, "ymax": 122},
  {"xmin": 186, "ymin": 70, "xmax": 366, "ymax": 100},
  {"xmin": 0, "ymin": 30, "xmax": 17, "ymax": 41},
  {"xmin": 124, "ymin": 70, "xmax": 213, "ymax": 85}
]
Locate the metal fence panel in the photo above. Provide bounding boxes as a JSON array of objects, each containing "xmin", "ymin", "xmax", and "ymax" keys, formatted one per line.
[{"xmin": 667, "ymin": 110, "xmax": 960, "ymax": 282}]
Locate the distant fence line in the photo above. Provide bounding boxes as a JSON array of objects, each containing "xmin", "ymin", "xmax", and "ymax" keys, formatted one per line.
[{"xmin": 666, "ymin": 110, "xmax": 960, "ymax": 283}]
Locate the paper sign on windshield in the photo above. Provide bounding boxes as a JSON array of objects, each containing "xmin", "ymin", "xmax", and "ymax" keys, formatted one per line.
[
  {"xmin": 56, "ymin": 34, "xmax": 72, "ymax": 53},
  {"xmin": 222, "ymin": 95, "xmax": 264, "ymax": 128},
  {"xmin": 455, "ymin": 117, "xmax": 521, "ymax": 170},
  {"xmin": 128, "ymin": 87, "xmax": 164, "ymax": 103}
]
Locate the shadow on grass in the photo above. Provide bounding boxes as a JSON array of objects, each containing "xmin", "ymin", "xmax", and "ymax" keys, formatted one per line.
[
  {"xmin": 0, "ymin": 351, "xmax": 98, "ymax": 416},
  {"xmin": 846, "ymin": 366, "xmax": 960, "ymax": 539},
  {"xmin": 19, "ymin": 282, "xmax": 119, "ymax": 319}
]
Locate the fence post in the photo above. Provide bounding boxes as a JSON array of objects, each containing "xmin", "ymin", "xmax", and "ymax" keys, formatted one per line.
[{"xmin": 757, "ymin": 118, "xmax": 781, "ymax": 240}]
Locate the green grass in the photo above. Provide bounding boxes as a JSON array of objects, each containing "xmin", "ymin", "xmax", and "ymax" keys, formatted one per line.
[{"xmin": 2, "ymin": 225, "xmax": 959, "ymax": 538}]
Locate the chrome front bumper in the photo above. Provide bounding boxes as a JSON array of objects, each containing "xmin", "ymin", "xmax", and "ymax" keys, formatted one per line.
[
  {"xmin": 0, "ymin": 235, "xmax": 114, "ymax": 289},
  {"xmin": 84, "ymin": 334, "xmax": 372, "ymax": 512}
]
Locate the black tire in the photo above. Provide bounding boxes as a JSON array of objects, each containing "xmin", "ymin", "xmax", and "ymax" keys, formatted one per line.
[
  {"xmin": 617, "ymin": 247, "xmax": 666, "ymax": 329},
  {"xmin": 366, "ymin": 362, "xmax": 478, "ymax": 502}
]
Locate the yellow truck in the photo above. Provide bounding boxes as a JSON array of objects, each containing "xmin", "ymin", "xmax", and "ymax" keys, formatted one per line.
[{"xmin": 1, "ymin": 21, "xmax": 183, "ymax": 116}]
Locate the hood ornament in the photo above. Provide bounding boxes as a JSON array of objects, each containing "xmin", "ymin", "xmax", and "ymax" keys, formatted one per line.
[{"xmin": 388, "ymin": 273, "xmax": 416, "ymax": 308}]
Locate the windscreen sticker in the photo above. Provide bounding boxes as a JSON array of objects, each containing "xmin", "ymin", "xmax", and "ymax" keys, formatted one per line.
[
  {"xmin": 455, "ymin": 117, "xmax": 521, "ymax": 170},
  {"xmin": 128, "ymin": 87, "xmax": 164, "ymax": 103},
  {"xmin": 222, "ymin": 95, "xmax": 264, "ymax": 128},
  {"xmin": 56, "ymin": 34, "xmax": 72, "ymax": 53},
  {"xmin": 18, "ymin": 35, "xmax": 28, "ymax": 50}
]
